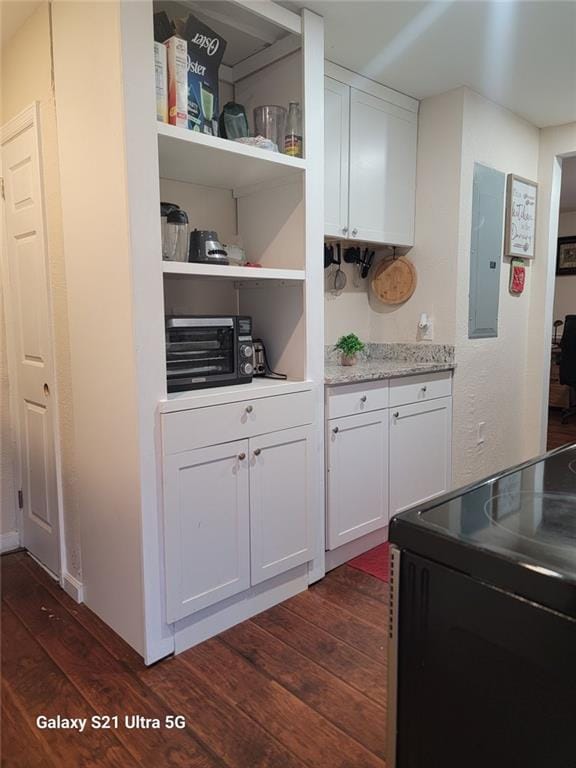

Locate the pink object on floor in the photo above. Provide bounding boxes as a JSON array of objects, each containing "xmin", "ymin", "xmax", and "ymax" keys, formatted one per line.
[{"xmin": 347, "ymin": 542, "xmax": 390, "ymax": 582}]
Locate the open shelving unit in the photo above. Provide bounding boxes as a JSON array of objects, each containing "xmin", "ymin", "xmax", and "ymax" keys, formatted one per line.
[
  {"xmin": 157, "ymin": 122, "xmax": 306, "ymax": 193},
  {"xmin": 162, "ymin": 261, "xmax": 305, "ymax": 282}
]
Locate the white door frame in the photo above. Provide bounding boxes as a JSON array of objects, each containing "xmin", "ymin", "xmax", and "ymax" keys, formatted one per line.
[
  {"xmin": 538, "ymin": 148, "xmax": 576, "ymax": 453},
  {"xmin": 1, "ymin": 102, "xmax": 66, "ymax": 581}
]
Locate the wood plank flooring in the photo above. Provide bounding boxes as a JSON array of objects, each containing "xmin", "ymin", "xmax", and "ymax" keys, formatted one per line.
[
  {"xmin": 0, "ymin": 552, "xmax": 388, "ymax": 768},
  {"xmin": 547, "ymin": 408, "xmax": 576, "ymax": 451}
]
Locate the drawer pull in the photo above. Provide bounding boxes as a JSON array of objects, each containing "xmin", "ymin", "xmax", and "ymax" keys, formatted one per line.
[
  {"xmin": 238, "ymin": 452, "xmax": 246, "ymax": 461},
  {"xmin": 332, "ymin": 426, "xmax": 339, "ymax": 434},
  {"xmin": 393, "ymin": 411, "xmax": 399, "ymax": 418},
  {"xmin": 245, "ymin": 405, "xmax": 253, "ymax": 414},
  {"xmin": 253, "ymin": 448, "xmax": 261, "ymax": 456},
  {"xmin": 360, "ymin": 395, "xmax": 367, "ymax": 403}
]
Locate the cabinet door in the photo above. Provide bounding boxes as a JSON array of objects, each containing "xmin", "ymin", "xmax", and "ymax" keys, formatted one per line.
[
  {"xmin": 324, "ymin": 77, "xmax": 350, "ymax": 238},
  {"xmin": 349, "ymin": 88, "xmax": 417, "ymax": 246},
  {"xmin": 389, "ymin": 398, "xmax": 452, "ymax": 516},
  {"xmin": 164, "ymin": 440, "xmax": 250, "ymax": 622},
  {"xmin": 250, "ymin": 426, "xmax": 313, "ymax": 585},
  {"xmin": 327, "ymin": 411, "xmax": 389, "ymax": 549}
]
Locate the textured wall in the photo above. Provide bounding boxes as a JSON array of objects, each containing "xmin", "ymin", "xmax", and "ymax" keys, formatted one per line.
[
  {"xmin": 451, "ymin": 89, "xmax": 540, "ymax": 487},
  {"xmin": 1, "ymin": 2, "xmax": 81, "ymax": 576}
]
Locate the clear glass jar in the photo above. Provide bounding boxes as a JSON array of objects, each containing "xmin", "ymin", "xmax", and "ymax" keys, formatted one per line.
[{"xmin": 284, "ymin": 101, "xmax": 303, "ymax": 157}]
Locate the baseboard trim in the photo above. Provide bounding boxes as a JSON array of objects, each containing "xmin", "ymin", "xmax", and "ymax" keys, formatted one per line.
[
  {"xmin": 325, "ymin": 526, "xmax": 388, "ymax": 572},
  {"xmin": 62, "ymin": 572, "xmax": 84, "ymax": 603},
  {"xmin": 0, "ymin": 531, "xmax": 20, "ymax": 553}
]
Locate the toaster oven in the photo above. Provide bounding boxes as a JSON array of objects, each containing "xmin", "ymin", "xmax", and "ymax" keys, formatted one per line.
[{"xmin": 165, "ymin": 315, "xmax": 254, "ymax": 392}]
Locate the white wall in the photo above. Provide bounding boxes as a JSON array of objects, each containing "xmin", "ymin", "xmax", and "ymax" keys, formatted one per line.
[
  {"xmin": 552, "ymin": 210, "xmax": 576, "ymax": 323},
  {"xmin": 1, "ymin": 2, "xmax": 81, "ymax": 572},
  {"xmin": 452, "ymin": 89, "xmax": 540, "ymax": 487}
]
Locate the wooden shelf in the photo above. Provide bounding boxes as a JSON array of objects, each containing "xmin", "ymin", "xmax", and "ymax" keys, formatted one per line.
[
  {"xmin": 157, "ymin": 122, "xmax": 305, "ymax": 192},
  {"xmin": 162, "ymin": 261, "xmax": 305, "ymax": 283}
]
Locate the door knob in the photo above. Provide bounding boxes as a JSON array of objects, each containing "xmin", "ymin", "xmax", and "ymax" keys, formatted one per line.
[
  {"xmin": 342, "ymin": 226, "xmax": 349, "ymax": 235},
  {"xmin": 351, "ymin": 228, "xmax": 358, "ymax": 236},
  {"xmin": 360, "ymin": 395, "xmax": 367, "ymax": 403},
  {"xmin": 245, "ymin": 405, "xmax": 253, "ymax": 414},
  {"xmin": 332, "ymin": 426, "xmax": 339, "ymax": 434},
  {"xmin": 253, "ymin": 448, "xmax": 261, "ymax": 456},
  {"xmin": 238, "ymin": 453, "xmax": 246, "ymax": 461},
  {"xmin": 393, "ymin": 411, "xmax": 399, "ymax": 418},
  {"xmin": 43, "ymin": 383, "xmax": 50, "ymax": 396},
  {"xmin": 421, "ymin": 386, "xmax": 427, "ymax": 393}
]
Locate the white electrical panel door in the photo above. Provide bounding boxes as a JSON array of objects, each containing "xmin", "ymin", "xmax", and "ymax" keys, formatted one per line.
[
  {"xmin": 324, "ymin": 77, "xmax": 350, "ymax": 238},
  {"xmin": 164, "ymin": 440, "xmax": 250, "ymax": 622},
  {"xmin": 389, "ymin": 398, "xmax": 452, "ymax": 516},
  {"xmin": 249, "ymin": 426, "xmax": 313, "ymax": 585},
  {"xmin": 349, "ymin": 88, "xmax": 417, "ymax": 246},
  {"xmin": 327, "ymin": 410, "xmax": 389, "ymax": 549}
]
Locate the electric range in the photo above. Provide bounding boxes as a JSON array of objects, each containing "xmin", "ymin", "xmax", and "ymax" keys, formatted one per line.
[{"xmin": 387, "ymin": 444, "xmax": 576, "ymax": 768}]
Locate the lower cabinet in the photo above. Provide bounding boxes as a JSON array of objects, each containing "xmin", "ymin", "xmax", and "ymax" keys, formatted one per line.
[
  {"xmin": 389, "ymin": 397, "xmax": 452, "ymax": 515},
  {"xmin": 164, "ymin": 426, "xmax": 313, "ymax": 623},
  {"xmin": 326, "ymin": 410, "xmax": 389, "ymax": 549}
]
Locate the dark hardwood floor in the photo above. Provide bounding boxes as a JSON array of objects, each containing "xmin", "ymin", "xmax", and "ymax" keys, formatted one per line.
[
  {"xmin": 0, "ymin": 552, "xmax": 388, "ymax": 768},
  {"xmin": 547, "ymin": 408, "xmax": 576, "ymax": 450}
]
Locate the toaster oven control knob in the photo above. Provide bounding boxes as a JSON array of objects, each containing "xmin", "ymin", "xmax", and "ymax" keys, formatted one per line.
[
  {"xmin": 240, "ymin": 344, "xmax": 254, "ymax": 358},
  {"xmin": 241, "ymin": 362, "xmax": 254, "ymax": 376}
]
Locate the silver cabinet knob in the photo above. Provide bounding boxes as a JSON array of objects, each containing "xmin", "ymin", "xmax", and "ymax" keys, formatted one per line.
[
  {"xmin": 332, "ymin": 426, "xmax": 339, "ymax": 434},
  {"xmin": 253, "ymin": 448, "xmax": 261, "ymax": 456},
  {"xmin": 245, "ymin": 405, "xmax": 253, "ymax": 413},
  {"xmin": 360, "ymin": 395, "xmax": 367, "ymax": 403},
  {"xmin": 393, "ymin": 411, "xmax": 399, "ymax": 418},
  {"xmin": 342, "ymin": 226, "xmax": 349, "ymax": 235},
  {"xmin": 238, "ymin": 452, "xmax": 246, "ymax": 461},
  {"xmin": 351, "ymin": 228, "xmax": 358, "ymax": 236}
]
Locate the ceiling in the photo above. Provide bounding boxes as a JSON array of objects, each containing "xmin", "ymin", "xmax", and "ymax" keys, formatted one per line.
[
  {"xmin": 285, "ymin": 0, "xmax": 576, "ymax": 128},
  {"xmin": 1, "ymin": 1, "xmax": 43, "ymax": 48},
  {"xmin": 561, "ymin": 156, "xmax": 576, "ymax": 213}
]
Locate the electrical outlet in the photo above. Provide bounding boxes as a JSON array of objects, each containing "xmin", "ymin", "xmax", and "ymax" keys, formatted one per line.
[
  {"xmin": 421, "ymin": 318, "xmax": 433, "ymax": 340},
  {"xmin": 477, "ymin": 422, "xmax": 486, "ymax": 445}
]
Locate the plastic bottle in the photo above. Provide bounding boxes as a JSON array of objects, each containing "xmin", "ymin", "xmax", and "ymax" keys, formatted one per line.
[{"xmin": 284, "ymin": 102, "xmax": 303, "ymax": 157}]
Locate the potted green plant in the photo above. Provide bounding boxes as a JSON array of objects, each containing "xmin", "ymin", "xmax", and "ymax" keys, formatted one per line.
[{"xmin": 335, "ymin": 333, "xmax": 365, "ymax": 366}]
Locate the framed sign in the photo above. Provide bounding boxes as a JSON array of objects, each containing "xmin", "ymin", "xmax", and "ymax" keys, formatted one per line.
[
  {"xmin": 504, "ymin": 174, "xmax": 537, "ymax": 259},
  {"xmin": 557, "ymin": 236, "xmax": 576, "ymax": 276}
]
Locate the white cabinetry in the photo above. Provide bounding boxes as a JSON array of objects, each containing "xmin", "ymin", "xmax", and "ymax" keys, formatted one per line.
[
  {"xmin": 250, "ymin": 426, "xmax": 312, "ymax": 584},
  {"xmin": 324, "ymin": 77, "xmax": 350, "ymax": 237},
  {"xmin": 325, "ymin": 372, "xmax": 452, "ymax": 560},
  {"xmin": 389, "ymin": 397, "xmax": 452, "ymax": 515},
  {"xmin": 327, "ymin": 411, "xmax": 388, "ymax": 549},
  {"xmin": 164, "ymin": 441, "xmax": 250, "ymax": 623},
  {"xmin": 162, "ymin": 391, "xmax": 315, "ymax": 623},
  {"xmin": 324, "ymin": 67, "xmax": 418, "ymax": 246}
]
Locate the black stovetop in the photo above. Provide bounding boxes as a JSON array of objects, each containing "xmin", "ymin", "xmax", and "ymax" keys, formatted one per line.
[{"xmin": 390, "ymin": 444, "xmax": 576, "ymax": 617}]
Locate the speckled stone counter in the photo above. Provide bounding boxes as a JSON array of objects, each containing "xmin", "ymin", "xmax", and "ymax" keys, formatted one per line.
[{"xmin": 325, "ymin": 343, "xmax": 455, "ymax": 385}]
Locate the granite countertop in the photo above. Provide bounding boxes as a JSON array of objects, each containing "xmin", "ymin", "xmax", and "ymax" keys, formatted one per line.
[{"xmin": 325, "ymin": 359, "xmax": 455, "ymax": 386}]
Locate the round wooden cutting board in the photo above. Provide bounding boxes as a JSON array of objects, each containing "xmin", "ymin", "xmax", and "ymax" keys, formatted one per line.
[{"xmin": 371, "ymin": 257, "xmax": 417, "ymax": 305}]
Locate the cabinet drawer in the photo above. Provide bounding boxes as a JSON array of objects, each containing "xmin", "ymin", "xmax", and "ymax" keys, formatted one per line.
[
  {"xmin": 163, "ymin": 391, "xmax": 314, "ymax": 454},
  {"xmin": 327, "ymin": 380, "xmax": 389, "ymax": 419},
  {"xmin": 389, "ymin": 372, "xmax": 452, "ymax": 407}
]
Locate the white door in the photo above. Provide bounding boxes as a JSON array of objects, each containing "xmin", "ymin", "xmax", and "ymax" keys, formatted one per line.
[
  {"xmin": 1, "ymin": 105, "xmax": 61, "ymax": 575},
  {"xmin": 324, "ymin": 77, "xmax": 350, "ymax": 238},
  {"xmin": 349, "ymin": 88, "xmax": 417, "ymax": 246},
  {"xmin": 327, "ymin": 410, "xmax": 389, "ymax": 549},
  {"xmin": 389, "ymin": 397, "xmax": 452, "ymax": 516},
  {"xmin": 249, "ymin": 426, "xmax": 313, "ymax": 585},
  {"xmin": 163, "ymin": 440, "xmax": 250, "ymax": 622}
]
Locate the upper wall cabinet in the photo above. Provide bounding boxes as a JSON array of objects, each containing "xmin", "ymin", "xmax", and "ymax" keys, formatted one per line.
[{"xmin": 324, "ymin": 70, "xmax": 418, "ymax": 247}]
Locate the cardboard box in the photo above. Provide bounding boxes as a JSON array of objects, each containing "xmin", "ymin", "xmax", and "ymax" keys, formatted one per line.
[
  {"xmin": 181, "ymin": 14, "xmax": 227, "ymax": 135},
  {"xmin": 154, "ymin": 42, "xmax": 168, "ymax": 123},
  {"xmin": 166, "ymin": 36, "xmax": 188, "ymax": 128}
]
